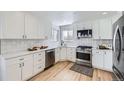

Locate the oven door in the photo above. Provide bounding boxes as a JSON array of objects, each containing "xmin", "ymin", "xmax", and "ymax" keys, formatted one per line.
[{"xmin": 76, "ymin": 52, "xmax": 91, "ymax": 63}]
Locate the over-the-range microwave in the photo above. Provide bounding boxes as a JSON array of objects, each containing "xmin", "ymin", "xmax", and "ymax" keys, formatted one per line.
[{"xmin": 77, "ymin": 29, "xmax": 92, "ymax": 39}]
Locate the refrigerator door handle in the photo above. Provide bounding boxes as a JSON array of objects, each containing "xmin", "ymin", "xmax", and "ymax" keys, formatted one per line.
[
  {"xmin": 113, "ymin": 25, "xmax": 119, "ymax": 52},
  {"xmin": 113, "ymin": 25, "xmax": 122, "ymax": 61}
]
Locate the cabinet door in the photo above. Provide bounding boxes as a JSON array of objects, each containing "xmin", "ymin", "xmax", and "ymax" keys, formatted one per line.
[
  {"xmin": 66, "ymin": 48, "xmax": 76, "ymax": 62},
  {"xmin": 25, "ymin": 14, "xmax": 38, "ymax": 39},
  {"xmin": 60, "ymin": 48, "xmax": 67, "ymax": 60},
  {"xmin": 22, "ymin": 55, "xmax": 33, "ymax": 80},
  {"xmin": 6, "ymin": 58, "xmax": 22, "ymax": 81},
  {"xmin": 103, "ymin": 51, "xmax": 113, "ymax": 71},
  {"xmin": 92, "ymin": 50, "xmax": 104, "ymax": 69},
  {"xmin": 92, "ymin": 20, "xmax": 100, "ymax": 39},
  {"xmin": 55, "ymin": 48, "xmax": 60, "ymax": 63},
  {"xmin": 99, "ymin": 18, "xmax": 112, "ymax": 39},
  {"xmin": 0, "ymin": 12, "xmax": 25, "ymax": 39}
]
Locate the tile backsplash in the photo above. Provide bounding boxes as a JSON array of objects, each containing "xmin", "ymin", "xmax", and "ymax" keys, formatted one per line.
[
  {"xmin": 0, "ymin": 38, "xmax": 112, "ymax": 54},
  {"xmin": 64, "ymin": 38, "xmax": 112, "ymax": 48},
  {"xmin": 1, "ymin": 39, "xmax": 60, "ymax": 54}
]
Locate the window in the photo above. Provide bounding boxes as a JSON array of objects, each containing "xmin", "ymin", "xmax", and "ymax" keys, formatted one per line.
[
  {"xmin": 52, "ymin": 27, "xmax": 59, "ymax": 41},
  {"xmin": 60, "ymin": 25, "xmax": 74, "ymax": 41},
  {"xmin": 61, "ymin": 30, "xmax": 73, "ymax": 41}
]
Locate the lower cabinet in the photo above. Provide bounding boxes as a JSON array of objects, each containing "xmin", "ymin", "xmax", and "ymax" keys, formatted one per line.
[
  {"xmin": 66, "ymin": 48, "xmax": 76, "ymax": 62},
  {"xmin": 57, "ymin": 47, "xmax": 76, "ymax": 62},
  {"xmin": 92, "ymin": 50, "xmax": 112, "ymax": 72},
  {"xmin": 55, "ymin": 48, "xmax": 60, "ymax": 63},
  {"xmin": 33, "ymin": 51, "xmax": 45, "ymax": 75},
  {"xmin": 5, "ymin": 54, "xmax": 33, "ymax": 81},
  {"xmin": 60, "ymin": 47, "xmax": 67, "ymax": 61},
  {"xmin": 6, "ymin": 59, "xmax": 22, "ymax": 81},
  {"xmin": 21, "ymin": 55, "xmax": 34, "ymax": 80}
]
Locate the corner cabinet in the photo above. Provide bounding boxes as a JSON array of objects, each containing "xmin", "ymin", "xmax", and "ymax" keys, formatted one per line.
[
  {"xmin": 92, "ymin": 50, "xmax": 113, "ymax": 72},
  {"xmin": 5, "ymin": 54, "xmax": 33, "ymax": 81},
  {"xmin": 0, "ymin": 12, "xmax": 25, "ymax": 39},
  {"xmin": 60, "ymin": 47, "xmax": 67, "ymax": 61},
  {"xmin": 59, "ymin": 47, "xmax": 76, "ymax": 62}
]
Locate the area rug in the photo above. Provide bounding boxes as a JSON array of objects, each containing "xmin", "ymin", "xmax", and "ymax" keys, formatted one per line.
[{"xmin": 70, "ymin": 63, "xmax": 93, "ymax": 77}]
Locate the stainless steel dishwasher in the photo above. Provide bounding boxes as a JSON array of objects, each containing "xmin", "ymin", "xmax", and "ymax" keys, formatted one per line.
[{"xmin": 45, "ymin": 49, "xmax": 55, "ymax": 69}]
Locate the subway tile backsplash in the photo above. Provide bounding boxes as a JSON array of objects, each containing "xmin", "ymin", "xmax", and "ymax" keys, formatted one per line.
[
  {"xmin": 0, "ymin": 39, "xmax": 112, "ymax": 54},
  {"xmin": 1, "ymin": 39, "xmax": 59, "ymax": 54}
]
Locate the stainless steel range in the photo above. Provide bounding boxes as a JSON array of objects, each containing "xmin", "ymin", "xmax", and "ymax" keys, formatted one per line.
[{"xmin": 76, "ymin": 46, "xmax": 92, "ymax": 67}]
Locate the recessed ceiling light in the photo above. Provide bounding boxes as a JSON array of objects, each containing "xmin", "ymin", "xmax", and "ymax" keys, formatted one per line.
[{"xmin": 102, "ymin": 12, "xmax": 108, "ymax": 15}]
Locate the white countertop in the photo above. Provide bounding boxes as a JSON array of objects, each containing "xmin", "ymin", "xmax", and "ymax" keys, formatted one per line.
[
  {"xmin": 2, "ymin": 46, "xmax": 77, "ymax": 59},
  {"xmin": 2, "ymin": 46, "xmax": 58, "ymax": 59}
]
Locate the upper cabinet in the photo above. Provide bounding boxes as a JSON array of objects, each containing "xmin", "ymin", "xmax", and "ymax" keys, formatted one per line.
[
  {"xmin": 0, "ymin": 12, "xmax": 25, "ymax": 39},
  {"xmin": 92, "ymin": 17, "xmax": 112, "ymax": 39},
  {"xmin": 0, "ymin": 12, "xmax": 52, "ymax": 39},
  {"xmin": 92, "ymin": 20, "xmax": 100, "ymax": 39},
  {"xmin": 25, "ymin": 14, "xmax": 39, "ymax": 39},
  {"xmin": 99, "ymin": 17, "xmax": 112, "ymax": 39}
]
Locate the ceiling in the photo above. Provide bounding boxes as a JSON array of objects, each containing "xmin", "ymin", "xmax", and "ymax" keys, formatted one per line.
[{"xmin": 30, "ymin": 11, "xmax": 121, "ymax": 26}]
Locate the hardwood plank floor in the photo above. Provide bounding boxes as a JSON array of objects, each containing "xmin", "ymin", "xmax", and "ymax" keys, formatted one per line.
[{"xmin": 30, "ymin": 61, "xmax": 113, "ymax": 81}]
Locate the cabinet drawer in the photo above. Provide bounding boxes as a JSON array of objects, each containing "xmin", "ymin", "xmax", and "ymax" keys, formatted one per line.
[
  {"xmin": 33, "ymin": 64, "xmax": 44, "ymax": 75},
  {"xmin": 33, "ymin": 52, "xmax": 45, "ymax": 65}
]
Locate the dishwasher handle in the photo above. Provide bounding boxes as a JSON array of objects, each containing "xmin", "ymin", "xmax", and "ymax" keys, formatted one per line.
[{"xmin": 46, "ymin": 49, "xmax": 55, "ymax": 53}]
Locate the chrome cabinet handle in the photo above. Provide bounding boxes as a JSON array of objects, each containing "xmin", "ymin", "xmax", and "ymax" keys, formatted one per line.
[
  {"xmin": 22, "ymin": 63, "xmax": 24, "ymax": 66},
  {"xmin": 25, "ymin": 35, "xmax": 27, "ymax": 39},
  {"xmin": 19, "ymin": 63, "xmax": 22, "ymax": 68},
  {"xmin": 19, "ymin": 58, "xmax": 24, "ymax": 61},
  {"xmin": 22, "ymin": 35, "xmax": 25, "ymax": 39},
  {"xmin": 38, "ymin": 66, "xmax": 41, "ymax": 69}
]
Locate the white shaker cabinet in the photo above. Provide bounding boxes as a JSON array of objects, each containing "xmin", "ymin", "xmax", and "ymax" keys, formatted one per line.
[
  {"xmin": 92, "ymin": 50, "xmax": 113, "ymax": 72},
  {"xmin": 5, "ymin": 58, "xmax": 22, "ymax": 81},
  {"xmin": 60, "ymin": 47, "xmax": 67, "ymax": 61},
  {"xmin": 0, "ymin": 12, "xmax": 25, "ymax": 39},
  {"xmin": 99, "ymin": 18, "xmax": 112, "ymax": 39},
  {"xmin": 103, "ymin": 50, "xmax": 113, "ymax": 71},
  {"xmin": 92, "ymin": 20, "xmax": 100, "ymax": 39},
  {"xmin": 5, "ymin": 54, "xmax": 33, "ymax": 81},
  {"xmin": 21, "ymin": 55, "xmax": 34, "ymax": 80},
  {"xmin": 55, "ymin": 48, "xmax": 60, "ymax": 63},
  {"xmin": 92, "ymin": 50, "xmax": 104, "ymax": 69},
  {"xmin": 66, "ymin": 48, "xmax": 76, "ymax": 62},
  {"xmin": 33, "ymin": 51, "xmax": 45, "ymax": 75},
  {"xmin": 25, "ymin": 14, "xmax": 39, "ymax": 39}
]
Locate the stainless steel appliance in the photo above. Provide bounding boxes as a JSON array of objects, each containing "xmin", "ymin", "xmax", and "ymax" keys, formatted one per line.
[
  {"xmin": 76, "ymin": 46, "xmax": 92, "ymax": 67},
  {"xmin": 77, "ymin": 29, "xmax": 92, "ymax": 39},
  {"xmin": 113, "ymin": 15, "xmax": 124, "ymax": 80},
  {"xmin": 45, "ymin": 49, "xmax": 55, "ymax": 68}
]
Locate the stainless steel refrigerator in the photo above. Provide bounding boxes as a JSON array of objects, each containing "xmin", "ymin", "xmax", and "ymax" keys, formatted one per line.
[{"xmin": 113, "ymin": 15, "xmax": 124, "ymax": 80}]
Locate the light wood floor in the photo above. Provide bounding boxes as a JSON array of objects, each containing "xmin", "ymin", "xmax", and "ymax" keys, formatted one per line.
[{"xmin": 30, "ymin": 61, "xmax": 113, "ymax": 81}]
